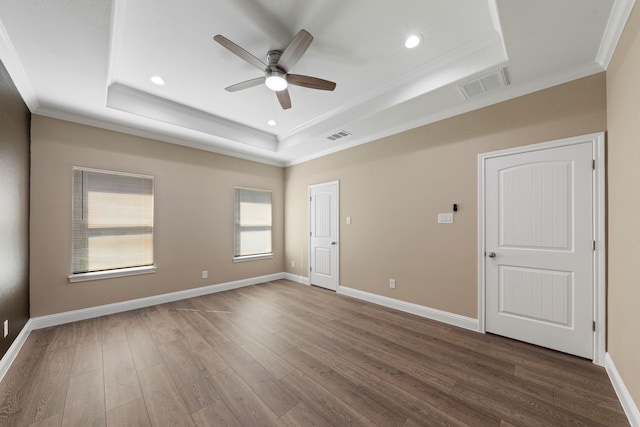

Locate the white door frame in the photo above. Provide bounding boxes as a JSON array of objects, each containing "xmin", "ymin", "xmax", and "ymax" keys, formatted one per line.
[
  {"xmin": 478, "ymin": 132, "xmax": 606, "ymax": 366},
  {"xmin": 308, "ymin": 180, "xmax": 340, "ymax": 290}
]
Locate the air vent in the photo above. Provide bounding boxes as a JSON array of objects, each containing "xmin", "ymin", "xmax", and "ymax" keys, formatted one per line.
[
  {"xmin": 458, "ymin": 68, "xmax": 509, "ymax": 99},
  {"xmin": 326, "ymin": 130, "xmax": 351, "ymax": 141}
]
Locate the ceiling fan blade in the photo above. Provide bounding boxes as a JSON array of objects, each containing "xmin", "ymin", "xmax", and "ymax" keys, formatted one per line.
[
  {"xmin": 214, "ymin": 35, "xmax": 267, "ymax": 71},
  {"xmin": 287, "ymin": 74, "xmax": 336, "ymax": 91},
  {"xmin": 277, "ymin": 29, "xmax": 313, "ymax": 72},
  {"xmin": 276, "ymin": 89, "xmax": 292, "ymax": 109},
  {"xmin": 224, "ymin": 77, "xmax": 265, "ymax": 92}
]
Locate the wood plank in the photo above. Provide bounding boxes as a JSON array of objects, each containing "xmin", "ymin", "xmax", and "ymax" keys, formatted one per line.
[
  {"xmin": 137, "ymin": 364, "xmax": 195, "ymax": 427},
  {"xmin": 29, "ymin": 414, "xmax": 62, "ymax": 427},
  {"xmin": 124, "ymin": 316, "xmax": 164, "ymax": 371},
  {"xmin": 101, "ymin": 314, "xmax": 128, "ymax": 344},
  {"xmin": 102, "ymin": 338, "xmax": 142, "ymax": 411},
  {"xmin": 190, "ymin": 348, "xmax": 228, "ymax": 378},
  {"xmin": 191, "ymin": 400, "xmax": 241, "ymax": 427},
  {"xmin": 214, "ymin": 341, "xmax": 298, "ymax": 416},
  {"xmin": 60, "ymin": 368, "xmax": 105, "ymax": 427},
  {"xmin": 14, "ymin": 347, "xmax": 73, "ymax": 425},
  {"xmin": 206, "ymin": 315, "xmax": 294, "ymax": 379},
  {"xmin": 70, "ymin": 341, "xmax": 103, "ymax": 377},
  {"xmin": 208, "ymin": 368, "xmax": 282, "ymax": 427},
  {"xmin": 158, "ymin": 340, "xmax": 219, "ymax": 413},
  {"xmin": 106, "ymin": 398, "xmax": 151, "ymax": 427},
  {"xmin": 277, "ymin": 330, "xmax": 370, "ymax": 386},
  {"xmin": 280, "ymin": 402, "xmax": 333, "ymax": 427},
  {"xmin": 451, "ymin": 380, "xmax": 612, "ymax": 427},
  {"xmin": 140, "ymin": 306, "xmax": 183, "ymax": 344},
  {"xmin": 278, "ymin": 371, "xmax": 373, "ymax": 426},
  {"xmin": 281, "ymin": 347, "xmax": 409, "ymax": 426}
]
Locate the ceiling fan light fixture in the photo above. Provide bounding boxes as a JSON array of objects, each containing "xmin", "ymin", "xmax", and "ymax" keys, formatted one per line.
[
  {"xmin": 265, "ymin": 71, "xmax": 288, "ymax": 91},
  {"xmin": 405, "ymin": 34, "xmax": 423, "ymax": 49}
]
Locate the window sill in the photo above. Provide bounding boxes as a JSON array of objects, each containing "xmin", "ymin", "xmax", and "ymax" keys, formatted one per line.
[
  {"xmin": 68, "ymin": 265, "xmax": 157, "ymax": 283},
  {"xmin": 233, "ymin": 254, "xmax": 274, "ymax": 263}
]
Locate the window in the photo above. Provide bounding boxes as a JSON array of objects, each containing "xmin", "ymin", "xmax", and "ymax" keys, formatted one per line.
[
  {"xmin": 234, "ymin": 187, "xmax": 272, "ymax": 261},
  {"xmin": 70, "ymin": 167, "xmax": 155, "ymax": 281}
]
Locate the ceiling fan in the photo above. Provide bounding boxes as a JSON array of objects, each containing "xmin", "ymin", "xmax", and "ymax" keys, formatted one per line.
[{"xmin": 214, "ymin": 29, "xmax": 336, "ymax": 110}]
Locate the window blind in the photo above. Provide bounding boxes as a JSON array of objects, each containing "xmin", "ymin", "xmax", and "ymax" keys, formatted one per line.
[
  {"xmin": 234, "ymin": 188, "xmax": 272, "ymax": 257},
  {"xmin": 72, "ymin": 168, "xmax": 154, "ymax": 274}
]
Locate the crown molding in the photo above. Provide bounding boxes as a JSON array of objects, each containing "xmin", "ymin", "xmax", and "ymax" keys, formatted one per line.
[
  {"xmin": 597, "ymin": 0, "xmax": 636, "ymax": 68},
  {"xmin": 34, "ymin": 105, "xmax": 285, "ymax": 167},
  {"xmin": 0, "ymin": 18, "xmax": 39, "ymax": 111},
  {"xmin": 106, "ymin": 82, "xmax": 278, "ymax": 152}
]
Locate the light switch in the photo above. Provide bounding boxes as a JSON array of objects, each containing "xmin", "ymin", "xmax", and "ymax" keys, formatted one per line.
[
  {"xmin": 438, "ymin": 213, "xmax": 454, "ymax": 224},
  {"xmin": 346, "ymin": 216, "xmax": 351, "ymax": 224}
]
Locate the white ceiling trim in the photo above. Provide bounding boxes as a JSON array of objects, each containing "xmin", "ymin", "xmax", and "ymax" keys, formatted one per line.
[
  {"xmin": 487, "ymin": 0, "xmax": 508, "ymax": 60},
  {"xmin": 596, "ymin": 0, "xmax": 636, "ymax": 68},
  {"xmin": 277, "ymin": 32, "xmax": 507, "ymax": 151},
  {"xmin": 106, "ymin": 0, "xmax": 127, "ymax": 87},
  {"xmin": 34, "ymin": 104, "xmax": 285, "ymax": 167},
  {"xmin": 107, "ymin": 82, "xmax": 278, "ymax": 152},
  {"xmin": 285, "ymin": 61, "xmax": 605, "ymax": 167},
  {"xmin": 0, "ymin": 19, "xmax": 39, "ymax": 111}
]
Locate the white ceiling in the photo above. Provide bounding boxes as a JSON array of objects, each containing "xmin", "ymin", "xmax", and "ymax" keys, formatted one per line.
[{"xmin": 0, "ymin": 0, "xmax": 633, "ymax": 166}]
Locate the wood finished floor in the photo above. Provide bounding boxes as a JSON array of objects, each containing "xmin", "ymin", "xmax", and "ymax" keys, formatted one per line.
[{"xmin": 0, "ymin": 280, "xmax": 628, "ymax": 427}]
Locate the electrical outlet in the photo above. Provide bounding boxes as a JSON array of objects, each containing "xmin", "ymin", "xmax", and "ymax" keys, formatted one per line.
[
  {"xmin": 202, "ymin": 270, "xmax": 208, "ymax": 279},
  {"xmin": 3, "ymin": 320, "xmax": 8, "ymax": 338},
  {"xmin": 291, "ymin": 260, "xmax": 295, "ymax": 268},
  {"xmin": 389, "ymin": 279, "xmax": 396, "ymax": 289}
]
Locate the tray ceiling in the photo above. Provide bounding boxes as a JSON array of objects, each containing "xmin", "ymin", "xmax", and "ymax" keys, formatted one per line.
[{"xmin": 0, "ymin": 0, "xmax": 631, "ymax": 165}]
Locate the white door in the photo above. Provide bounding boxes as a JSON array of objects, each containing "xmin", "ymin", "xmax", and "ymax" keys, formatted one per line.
[
  {"xmin": 485, "ymin": 142, "xmax": 593, "ymax": 359},
  {"xmin": 309, "ymin": 181, "xmax": 339, "ymax": 291}
]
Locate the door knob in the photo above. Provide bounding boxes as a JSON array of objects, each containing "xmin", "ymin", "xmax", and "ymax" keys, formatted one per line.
[
  {"xmin": 487, "ymin": 252, "xmax": 496, "ymax": 258},
  {"xmin": 331, "ymin": 242, "xmax": 336, "ymax": 245}
]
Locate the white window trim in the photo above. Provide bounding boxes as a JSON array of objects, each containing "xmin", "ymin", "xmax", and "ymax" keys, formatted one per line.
[
  {"xmin": 232, "ymin": 253, "xmax": 274, "ymax": 263},
  {"xmin": 68, "ymin": 265, "xmax": 157, "ymax": 283}
]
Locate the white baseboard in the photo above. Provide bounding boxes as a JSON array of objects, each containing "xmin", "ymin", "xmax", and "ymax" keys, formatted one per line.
[
  {"xmin": 605, "ymin": 353, "xmax": 640, "ymax": 427},
  {"xmin": 30, "ymin": 272, "xmax": 285, "ymax": 330},
  {"xmin": 0, "ymin": 319, "xmax": 33, "ymax": 384},
  {"xmin": 337, "ymin": 286, "xmax": 479, "ymax": 332},
  {"xmin": 284, "ymin": 272, "xmax": 310, "ymax": 285}
]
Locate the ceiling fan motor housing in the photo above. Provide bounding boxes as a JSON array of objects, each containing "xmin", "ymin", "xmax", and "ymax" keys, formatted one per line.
[{"xmin": 267, "ymin": 50, "xmax": 283, "ymax": 67}]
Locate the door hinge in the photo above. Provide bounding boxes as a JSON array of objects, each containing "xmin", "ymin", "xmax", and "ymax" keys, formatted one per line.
[
  {"xmin": 593, "ymin": 240, "xmax": 596, "ymax": 251},
  {"xmin": 592, "ymin": 159, "xmax": 596, "ymax": 170},
  {"xmin": 593, "ymin": 321, "xmax": 596, "ymax": 332},
  {"xmin": 310, "ymin": 266, "xmax": 312, "ymax": 272},
  {"xmin": 310, "ymin": 231, "xmax": 312, "ymax": 237},
  {"xmin": 310, "ymin": 196, "xmax": 312, "ymax": 202}
]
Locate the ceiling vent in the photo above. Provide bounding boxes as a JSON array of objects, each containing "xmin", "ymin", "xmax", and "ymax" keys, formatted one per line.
[
  {"xmin": 458, "ymin": 68, "xmax": 509, "ymax": 99},
  {"xmin": 326, "ymin": 130, "xmax": 351, "ymax": 141}
]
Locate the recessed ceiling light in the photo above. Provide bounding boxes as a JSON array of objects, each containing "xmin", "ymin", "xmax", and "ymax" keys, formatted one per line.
[
  {"xmin": 150, "ymin": 75, "xmax": 165, "ymax": 85},
  {"xmin": 405, "ymin": 34, "xmax": 423, "ymax": 49},
  {"xmin": 267, "ymin": 120, "xmax": 277, "ymax": 126}
]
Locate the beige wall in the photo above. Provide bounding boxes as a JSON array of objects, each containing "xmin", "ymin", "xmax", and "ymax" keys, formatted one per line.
[
  {"xmin": 30, "ymin": 116, "xmax": 284, "ymax": 316},
  {"xmin": 285, "ymin": 73, "xmax": 606, "ymax": 318},
  {"xmin": 607, "ymin": 2, "xmax": 640, "ymax": 410}
]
